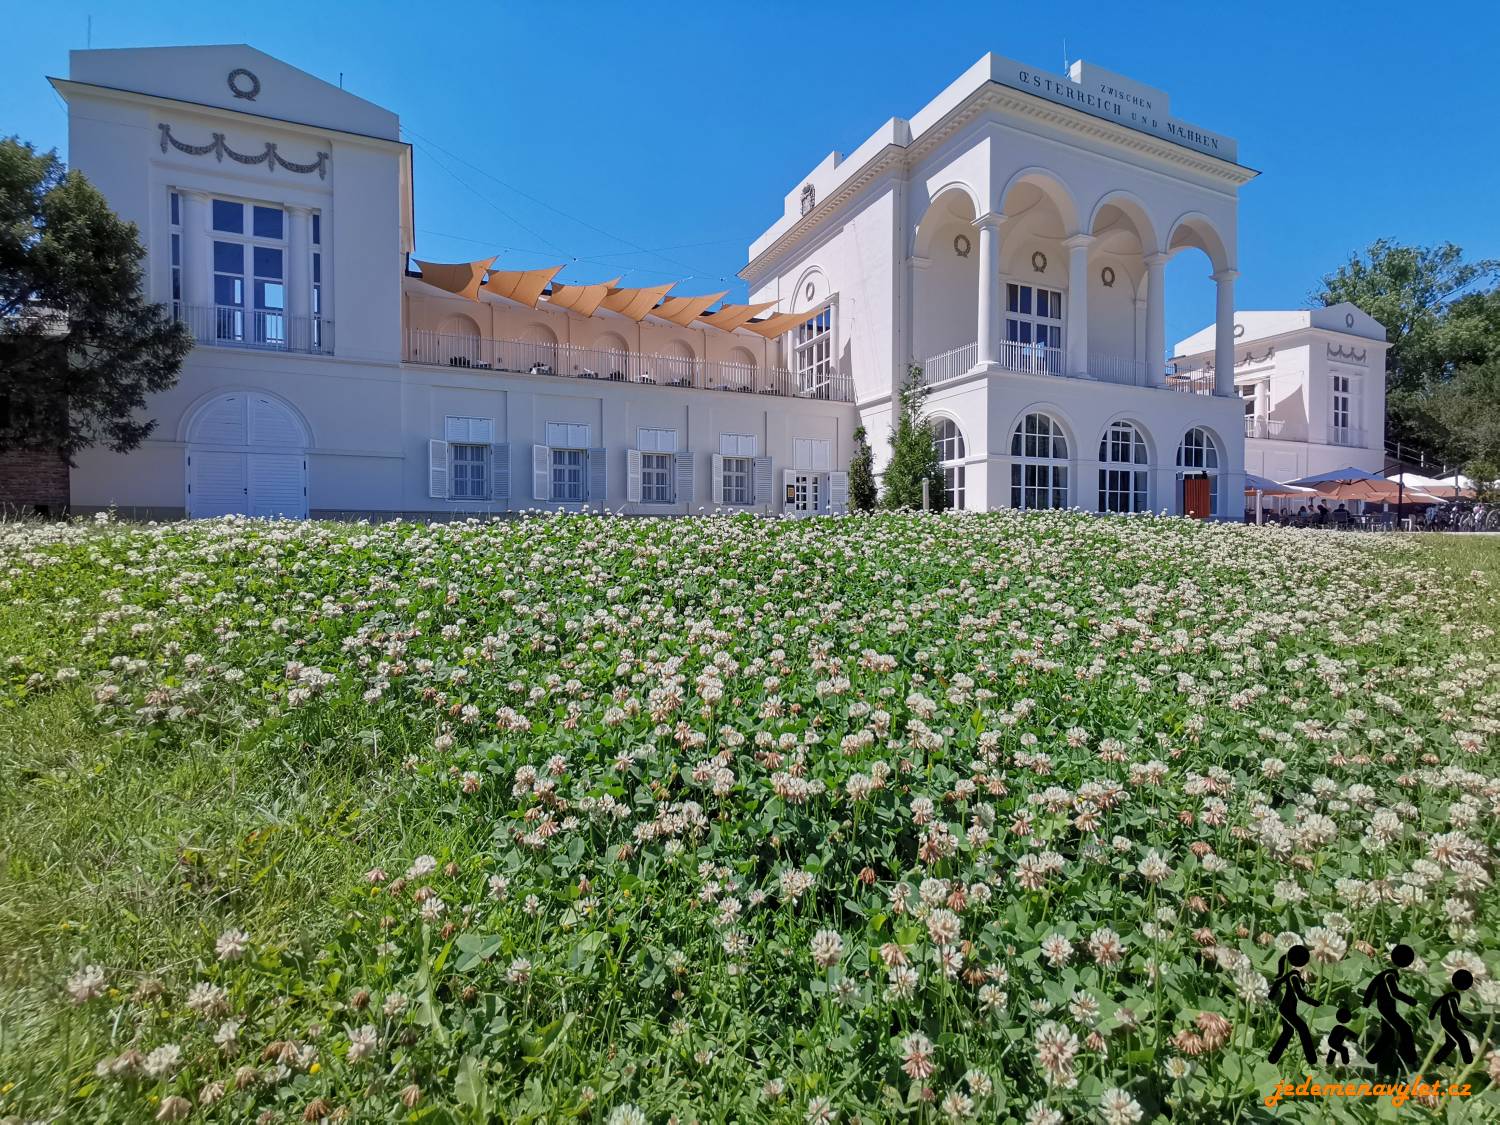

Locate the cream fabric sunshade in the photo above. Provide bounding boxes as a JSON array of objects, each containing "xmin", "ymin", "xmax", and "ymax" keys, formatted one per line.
[
  {"xmin": 696, "ymin": 301, "xmax": 776, "ymax": 333},
  {"xmin": 652, "ymin": 291, "xmax": 728, "ymax": 327},
  {"xmin": 739, "ymin": 307, "xmax": 825, "ymax": 339},
  {"xmin": 481, "ymin": 265, "xmax": 564, "ymax": 309},
  {"xmin": 546, "ymin": 277, "xmax": 621, "ymax": 318},
  {"xmin": 602, "ymin": 283, "xmax": 676, "ymax": 322},
  {"xmin": 413, "ymin": 258, "xmax": 495, "ymax": 301}
]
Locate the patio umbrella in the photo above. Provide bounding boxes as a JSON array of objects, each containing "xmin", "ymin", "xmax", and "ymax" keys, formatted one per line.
[
  {"xmin": 1288, "ymin": 465, "xmax": 1385, "ymax": 486},
  {"xmin": 1244, "ymin": 473, "xmax": 1315, "ymax": 496},
  {"xmin": 1312, "ymin": 478, "xmax": 1443, "ymax": 505}
]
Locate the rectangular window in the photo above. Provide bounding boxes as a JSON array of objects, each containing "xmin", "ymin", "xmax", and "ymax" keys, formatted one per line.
[
  {"xmin": 212, "ymin": 199, "xmax": 244, "ymax": 234},
  {"xmin": 1005, "ymin": 283, "xmax": 1064, "ymax": 373},
  {"xmin": 793, "ymin": 308, "xmax": 833, "ymax": 398},
  {"xmin": 1098, "ymin": 468, "xmax": 1149, "ymax": 513},
  {"xmin": 252, "ymin": 205, "xmax": 284, "ymax": 240},
  {"xmin": 723, "ymin": 456, "xmax": 752, "ymax": 504},
  {"xmin": 450, "ymin": 444, "xmax": 489, "ymax": 500},
  {"xmin": 1011, "ymin": 463, "xmax": 1069, "ymax": 510},
  {"xmin": 641, "ymin": 452, "xmax": 673, "ymax": 503},
  {"xmin": 1331, "ymin": 373, "xmax": 1354, "ymax": 442},
  {"xmin": 551, "ymin": 448, "xmax": 585, "ymax": 501}
]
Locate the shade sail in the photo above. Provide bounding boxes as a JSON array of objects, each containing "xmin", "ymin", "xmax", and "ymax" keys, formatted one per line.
[
  {"xmin": 652, "ymin": 291, "xmax": 728, "ymax": 327},
  {"xmin": 697, "ymin": 301, "xmax": 776, "ymax": 333},
  {"xmin": 413, "ymin": 258, "xmax": 496, "ymax": 301},
  {"xmin": 739, "ymin": 307, "xmax": 826, "ymax": 339},
  {"xmin": 482, "ymin": 265, "xmax": 564, "ymax": 309},
  {"xmin": 546, "ymin": 277, "xmax": 620, "ymax": 318},
  {"xmin": 602, "ymin": 283, "xmax": 676, "ymax": 322}
]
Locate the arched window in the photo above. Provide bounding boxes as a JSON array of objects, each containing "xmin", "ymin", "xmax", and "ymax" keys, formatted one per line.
[
  {"xmin": 1098, "ymin": 421, "xmax": 1149, "ymax": 513},
  {"xmin": 1010, "ymin": 412, "xmax": 1070, "ymax": 510},
  {"xmin": 932, "ymin": 417, "xmax": 966, "ymax": 510},
  {"xmin": 436, "ymin": 314, "xmax": 481, "ymax": 367},
  {"xmin": 1176, "ymin": 427, "xmax": 1221, "ymax": 515}
]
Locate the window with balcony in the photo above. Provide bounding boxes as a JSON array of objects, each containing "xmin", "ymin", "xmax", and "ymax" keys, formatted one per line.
[
  {"xmin": 794, "ymin": 308, "xmax": 833, "ymax": 397},
  {"xmin": 1005, "ymin": 284, "xmax": 1063, "ymax": 373},
  {"xmin": 1098, "ymin": 420, "xmax": 1149, "ymax": 513},
  {"xmin": 1010, "ymin": 412, "xmax": 1070, "ymax": 510}
]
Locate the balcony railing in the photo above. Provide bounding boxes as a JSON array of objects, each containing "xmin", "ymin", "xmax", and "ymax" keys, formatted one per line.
[
  {"xmin": 1089, "ymin": 352, "xmax": 1149, "ymax": 386},
  {"xmin": 175, "ymin": 304, "xmax": 333, "ymax": 355},
  {"xmin": 405, "ymin": 331, "xmax": 854, "ymax": 402},
  {"xmin": 1164, "ymin": 367, "xmax": 1215, "ymax": 396},
  {"xmin": 922, "ymin": 341, "xmax": 1199, "ymax": 392},
  {"xmin": 924, "ymin": 342, "xmax": 978, "ymax": 384},
  {"xmin": 1244, "ymin": 417, "xmax": 1307, "ymax": 440}
]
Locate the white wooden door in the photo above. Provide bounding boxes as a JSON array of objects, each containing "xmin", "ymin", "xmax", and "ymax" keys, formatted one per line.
[
  {"xmin": 189, "ymin": 450, "xmax": 248, "ymax": 517},
  {"xmin": 248, "ymin": 454, "xmax": 307, "ymax": 518}
]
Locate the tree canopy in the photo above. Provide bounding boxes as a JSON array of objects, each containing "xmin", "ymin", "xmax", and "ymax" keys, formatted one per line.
[
  {"xmin": 847, "ymin": 425, "xmax": 877, "ymax": 512},
  {"xmin": 1, "ymin": 138, "xmax": 191, "ymax": 463}
]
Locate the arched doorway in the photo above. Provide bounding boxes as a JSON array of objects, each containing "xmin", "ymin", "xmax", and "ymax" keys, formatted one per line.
[
  {"xmin": 436, "ymin": 314, "xmax": 482, "ymax": 367},
  {"xmin": 1176, "ymin": 426, "xmax": 1222, "ymax": 517},
  {"xmin": 186, "ymin": 391, "xmax": 308, "ymax": 518}
]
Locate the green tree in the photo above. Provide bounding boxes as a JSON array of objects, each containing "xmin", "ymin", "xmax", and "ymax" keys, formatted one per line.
[
  {"xmin": 848, "ymin": 424, "xmax": 877, "ymax": 511},
  {"xmin": 1313, "ymin": 240, "xmax": 1498, "ymax": 452},
  {"xmin": 1, "ymin": 138, "xmax": 191, "ymax": 464},
  {"xmin": 880, "ymin": 364, "xmax": 944, "ymax": 511}
]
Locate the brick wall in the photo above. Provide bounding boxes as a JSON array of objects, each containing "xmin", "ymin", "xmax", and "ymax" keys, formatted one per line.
[{"xmin": 0, "ymin": 449, "xmax": 70, "ymax": 516}]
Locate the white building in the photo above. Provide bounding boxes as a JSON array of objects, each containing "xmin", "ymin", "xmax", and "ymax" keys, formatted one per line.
[
  {"xmin": 55, "ymin": 44, "xmax": 1263, "ymax": 519},
  {"xmin": 1173, "ymin": 305, "xmax": 1389, "ymax": 486}
]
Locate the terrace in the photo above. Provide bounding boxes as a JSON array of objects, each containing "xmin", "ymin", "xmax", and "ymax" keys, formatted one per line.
[
  {"xmin": 404, "ymin": 329, "xmax": 855, "ymax": 402},
  {"xmin": 922, "ymin": 339, "xmax": 1213, "ymax": 394}
]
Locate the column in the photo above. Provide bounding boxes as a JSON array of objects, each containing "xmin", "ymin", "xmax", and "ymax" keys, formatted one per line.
[
  {"xmin": 973, "ymin": 212, "xmax": 1004, "ymax": 369},
  {"xmin": 1062, "ymin": 233, "xmax": 1093, "ymax": 378},
  {"xmin": 1144, "ymin": 252, "xmax": 1167, "ymax": 388},
  {"xmin": 286, "ymin": 205, "xmax": 313, "ymax": 352},
  {"xmin": 178, "ymin": 190, "xmax": 213, "ymax": 321},
  {"xmin": 1212, "ymin": 268, "xmax": 1239, "ymax": 397}
]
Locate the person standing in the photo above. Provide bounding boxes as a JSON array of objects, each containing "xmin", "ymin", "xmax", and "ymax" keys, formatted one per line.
[{"xmin": 1430, "ymin": 970, "xmax": 1474, "ymax": 1067}]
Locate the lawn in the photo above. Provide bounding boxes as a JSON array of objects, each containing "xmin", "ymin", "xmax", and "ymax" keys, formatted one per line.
[{"xmin": 0, "ymin": 513, "xmax": 1495, "ymax": 1123}]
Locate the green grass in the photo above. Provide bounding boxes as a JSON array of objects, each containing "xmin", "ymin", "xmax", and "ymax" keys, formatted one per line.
[{"xmin": 0, "ymin": 517, "xmax": 1496, "ymax": 1122}]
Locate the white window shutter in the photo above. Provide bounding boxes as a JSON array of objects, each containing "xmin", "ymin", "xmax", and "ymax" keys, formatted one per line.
[
  {"xmin": 587, "ymin": 447, "xmax": 607, "ymax": 503},
  {"xmin": 532, "ymin": 444, "xmax": 551, "ymax": 501},
  {"xmin": 626, "ymin": 449, "xmax": 642, "ymax": 503},
  {"xmin": 490, "ymin": 443, "xmax": 509, "ymax": 502},
  {"xmin": 752, "ymin": 456, "xmax": 771, "ymax": 505},
  {"xmin": 674, "ymin": 451, "xmax": 693, "ymax": 505},
  {"xmin": 428, "ymin": 439, "xmax": 449, "ymax": 499},
  {"xmin": 711, "ymin": 454, "xmax": 724, "ymax": 505},
  {"xmin": 829, "ymin": 471, "xmax": 849, "ymax": 513}
]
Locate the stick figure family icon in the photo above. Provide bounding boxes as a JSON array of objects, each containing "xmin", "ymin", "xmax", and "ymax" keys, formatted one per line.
[{"xmin": 1267, "ymin": 944, "xmax": 1475, "ymax": 1074}]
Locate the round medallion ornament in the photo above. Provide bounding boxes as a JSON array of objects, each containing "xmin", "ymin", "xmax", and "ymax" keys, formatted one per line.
[
  {"xmin": 1345, "ymin": 312, "xmax": 1355, "ymax": 327},
  {"xmin": 952, "ymin": 233, "xmax": 971, "ymax": 258},
  {"xmin": 1233, "ymin": 323, "xmax": 1245, "ymax": 338},
  {"xmin": 1031, "ymin": 250, "xmax": 1047, "ymax": 273},
  {"xmin": 227, "ymin": 68, "xmax": 261, "ymax": 100},
  {"xmin": 1100, "ymin": 266, "xmax": 1115, "ymax": 288},
  {"xmin": 804, "ymin": 281, "xmax": 816, "ymax": 301}
]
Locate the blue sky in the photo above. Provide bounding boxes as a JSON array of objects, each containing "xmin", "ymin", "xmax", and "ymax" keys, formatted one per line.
[{"xmin": 7, "ymin": 0, "xmax": 1498, "ymax": 348}]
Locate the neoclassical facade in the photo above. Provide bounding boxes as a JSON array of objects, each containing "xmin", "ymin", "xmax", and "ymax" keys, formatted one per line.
[
  {"xmin": 56, "ymin": 45, "xmax": 1262, "ymax": 519},
  {"xmin": 742, "ymin": 54, "xmax": 1257, "ymax": 516},
  {"xmin": 1173, "ymin": 305, "xmax": 1389, "ymax": 484}
]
